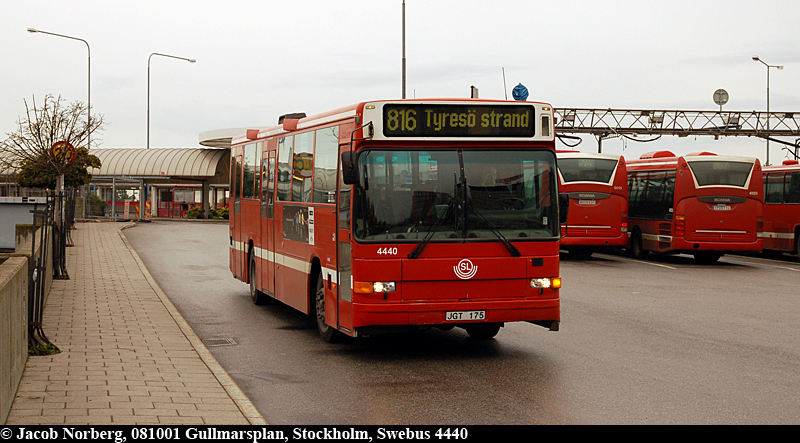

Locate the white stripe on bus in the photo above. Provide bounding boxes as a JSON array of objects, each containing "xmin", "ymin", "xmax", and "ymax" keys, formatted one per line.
[{"xmin": 232, "ymin": 242, "xmax": 338, "ymax": 284}]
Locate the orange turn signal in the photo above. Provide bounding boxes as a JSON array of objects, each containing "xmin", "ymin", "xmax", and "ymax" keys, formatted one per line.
[{"xmin": 353, "ymin": 281, "xmax": 374, "ymax": 294}]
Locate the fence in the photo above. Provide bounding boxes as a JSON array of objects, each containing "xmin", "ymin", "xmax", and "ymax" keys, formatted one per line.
[
  {"xmin": 0, "ymin": 189, "xmax": 71, "ymax": 423},
  {"xmin": 0, "ymin": 256, "xmax": 27, "ymax": 424}
]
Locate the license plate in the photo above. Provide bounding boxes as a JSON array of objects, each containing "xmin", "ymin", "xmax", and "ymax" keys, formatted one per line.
[
  {"xmin": 712, "ymin": 204, "xmax": 732, "ymax": 211},
  {"xmin": 578, "ymin": 199, "xmax": 596, "ymax": 205},
  {"xmin": 445, "ymin": 310, "xmax": 486, "ymax": 321}
]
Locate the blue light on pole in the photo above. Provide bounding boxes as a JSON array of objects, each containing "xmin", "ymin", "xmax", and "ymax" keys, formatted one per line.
[{"xmin": 512, "ymin": 83, "xmax": 529, "ymax": 101}]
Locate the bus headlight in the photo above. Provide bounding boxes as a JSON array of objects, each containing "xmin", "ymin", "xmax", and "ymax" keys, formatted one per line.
[
  {"xmin": 354, "ymin": 281, "xmax": 396, "ymax": 294},
  {"xmin": 531, "ymin": 277, "xmax": 561, "ymax": 290},
  {"xmin": 373, "ymin": 282, "xmax": 396, "ymax": 293}
]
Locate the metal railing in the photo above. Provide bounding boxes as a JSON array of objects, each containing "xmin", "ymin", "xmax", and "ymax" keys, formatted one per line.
[
  {"xmin": 28, "ymin": 201, "xmax": 53, "ymax": 349},
  {"xmin": 27, "ymin": 189, "xmax": 75, "ymax": 349}
]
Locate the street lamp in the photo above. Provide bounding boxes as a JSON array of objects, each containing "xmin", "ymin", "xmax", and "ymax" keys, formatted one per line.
[
  {"xmin": 147, "ymin": 53, "xmax": 196, "ymax": 149},
  {"xmin": 752, "ymin": 56, "xmax": 784, "ymax": 166},
  {"xmin": 27, "ymin": 27, "xmax": 91, "ymax": 183},
  {"xmin": 401, "ymin": 0, "xmax": 406, "ymax": 99}
]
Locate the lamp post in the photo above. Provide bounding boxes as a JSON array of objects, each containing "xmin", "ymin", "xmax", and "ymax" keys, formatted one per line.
[
  {"xmin": 27, "ymin": 28, "xmax": 91, "ymax": 187},
  {"xmin": 402, "ymin": 0, "xmax": 406, "ymax": 99},
  {"xmin": 752, "ymin": 56, "xmax": 784, "ymax": 166},
  {"xmin": 147, "ymin": 53, "xmax": 195, "ymax": 149}
]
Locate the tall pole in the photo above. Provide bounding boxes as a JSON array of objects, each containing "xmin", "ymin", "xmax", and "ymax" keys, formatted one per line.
[
  {"xmin": 27, "ymin": 29, "xmax": 91, "ymax": 176},
  {"xmin": 28, "ymin": 28, "xmax": 90, "ymax": 221},
  {"xmin": 753, "ymin": 56, "xmax": 784, "ymax": 166},
  {"xmin": 402, "ymin": 0, "xmax": 406, "ymax": 99},
  {"xmin": 148, "ymin": 53, "xmax": 196, "ymax": 149}
]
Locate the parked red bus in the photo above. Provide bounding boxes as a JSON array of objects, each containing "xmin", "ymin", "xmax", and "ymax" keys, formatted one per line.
[
  {"xmin": 557, "ymin": 151, "xmax": 628, "ymax": 257},
  {"xmin": 626, "ymin": 151, "xmax": 763, "ymax": 263},
  {"xmin": 762, "ymin": 159, "xmax": 800, "ymax": 258},
  {"xmin": 230, "ymin": 99, "xmax": 567, "ymax": 341}
]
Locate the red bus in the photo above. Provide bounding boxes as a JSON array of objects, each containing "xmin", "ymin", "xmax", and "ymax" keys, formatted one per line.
[
  {"xmin": 762, "ymin": 160, "xmax": 800, "ymax": 258},
  {"xmin": 626, "ymin": 151, "xmax": 763, "ymax": 263},
  {"xmin": 229, "ymin": 99, "xmax": 567, "ymax": 341},
  {"xmin": 557, "ymin": 151, "xmax": 628, "ymax": 258}
]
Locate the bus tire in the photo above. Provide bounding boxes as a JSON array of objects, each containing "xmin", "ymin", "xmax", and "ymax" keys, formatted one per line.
[
  {"xmin": 314, "ymin": 272, "xmax": 341, "ymax": 343},
  {"xmin": 795, "ymin": 231, "xmax": 800, "ymax": 261},
  {"xmin": 693, "ymin": 251, "xmax": 722, "ymax": 264},
  {"xmin": 570, "ymin": 247, "xmax": 593, "ymax": 259},
  {"xmin": 464, "ymin": 323, "xmax": 502, "ymax": 340},
  {"xmin": 249, "ymin": 253, "xmax": 268, "ymax": 305},
  {"xmin": 631, "ymin": 229, "xmax": 648, "ymax": 259}
]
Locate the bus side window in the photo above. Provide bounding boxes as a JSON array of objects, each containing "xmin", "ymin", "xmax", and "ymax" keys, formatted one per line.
[
  {"xmin": 242, "ymin": 143, "xmax": 258, "ymax": 200},
  {"xmin": 293, "ymin": 132, "xmax": 314, "ymax": 203},
  {"xmin": 785, "ymin": 172, "xmax": 800, "ymax": 204},
  {"xmin": 231, "ymin": 153, "xmax": 239, "ymax": 202},
  {"xmin": 277, "ymin": 136, "xmax": 294, "ymax": 202},
  {"xmin": 313, "ymin": 126, "xmax": 339, "ymax": 204},
  {"xmin": 766, "ymin": 172, "xmax": 784, "ymax": 204}
]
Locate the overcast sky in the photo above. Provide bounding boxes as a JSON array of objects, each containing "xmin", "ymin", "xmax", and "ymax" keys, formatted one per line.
[{"xmin": 3, "ymin": 0, "xmax": 800, "ymax": 164}]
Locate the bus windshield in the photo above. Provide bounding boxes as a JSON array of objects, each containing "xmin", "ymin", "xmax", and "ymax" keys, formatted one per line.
[
  {"xmin": 353, "ymin": 149, "xmax": 559, "ymax": 241},
  {"xmin": 558, "ymin": 158, "xmax": 618, "ymax": 183},
  {"xmin": 687, "ymin": 161, "xmax": 753, "ymax": 187}
]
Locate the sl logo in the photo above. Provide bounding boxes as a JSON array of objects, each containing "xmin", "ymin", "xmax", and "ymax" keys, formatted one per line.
[{"xmin": 454, "ymin": 259, "xmax": 478, "ymax": 280}]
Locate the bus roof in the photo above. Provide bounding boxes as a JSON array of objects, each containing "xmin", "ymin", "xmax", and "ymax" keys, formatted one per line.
[
  {"xmin": 764, "ymin": 159, "xmax": 800, "ymax": 171},
  {"xmin": 628, "ymin": 151, "xmax": 758, "ymax": 166},
  {"xmin": 556, "ymin": 151, "xmax": 623, "ymax": 161},
  {"xmin": 231, "ymin": 98, "xmax": 554, "ymax": 145}
]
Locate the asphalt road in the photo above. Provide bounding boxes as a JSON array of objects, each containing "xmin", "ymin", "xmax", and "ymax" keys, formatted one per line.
[{"xmin": 123, "ymin": 221, "xmax": 800, "ymax": 425}]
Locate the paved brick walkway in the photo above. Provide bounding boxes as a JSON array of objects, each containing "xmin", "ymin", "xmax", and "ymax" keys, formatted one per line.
[{"xmin": 6, "ymin": 222, "xmax": 266, "ymax": 425}]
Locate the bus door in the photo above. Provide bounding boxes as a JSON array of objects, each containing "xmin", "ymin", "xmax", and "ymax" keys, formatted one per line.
[
  {"xmin": 336, "ymin": 144, "xmax": 354, "ymax": 331},
  {"xmin": 260, "ymin": 148, "xmax": 277, "ymax": 297},
  {"xmin": 274, "ymin": 135, "xmax": 293, "ymax": 305},
  {"xmin": 232, "ymin": 149, "xmax": 244, "ymax": 279}
]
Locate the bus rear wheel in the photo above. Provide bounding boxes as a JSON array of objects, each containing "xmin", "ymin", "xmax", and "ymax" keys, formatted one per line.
[
  {"xmin": 315, "ymin": 272, "xmax": 341, "ymax": 343},
  {"xmin": 249, "ymin": 254, "xmax": 269, "ymax": 305},
  {"xmin": 693, "ymin": 251, "xmax": 722, "ymax": 264},
  {"xmin": 464, "ymin": 323, "xmax": 502, "ymax": 340},
  {"xmin": 570, "ymin": 247, "xmax": 593, "ymax": 259},
  {"xmin": 631, "ymin": 229, "xmax": 648, "ymax": 259},
  {"xmin": 795, "ymin": 233, "xmax": 800, "ymax": 262}
]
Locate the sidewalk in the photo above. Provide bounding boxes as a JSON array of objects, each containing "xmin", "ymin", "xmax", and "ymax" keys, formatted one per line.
[{"xmin": 6, "ymin": 222, "xmax": 266, "ymax": 425}]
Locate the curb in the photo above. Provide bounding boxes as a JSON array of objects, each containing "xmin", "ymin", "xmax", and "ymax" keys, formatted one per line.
[{"xmin": 117, "ymin": 222, "xmax": 267, "ymax": 426}]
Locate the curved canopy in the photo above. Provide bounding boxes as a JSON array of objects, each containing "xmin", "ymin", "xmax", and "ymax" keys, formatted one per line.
[{"xmin": 88, "ymin": 148, "xmax": 228, "ymax": 178}]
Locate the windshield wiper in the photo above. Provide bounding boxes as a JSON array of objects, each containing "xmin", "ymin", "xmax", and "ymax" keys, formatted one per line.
[
  {"xmin": 408, "ymin": 174, "xmax": 461, "ymax": 260},
  {"xmin": 407, "ymin": 198, "xmax": 455, "ymax": 259},
  {"xmin": 468, "ymin": 206, "xmax": 521, "ymax": 257}
]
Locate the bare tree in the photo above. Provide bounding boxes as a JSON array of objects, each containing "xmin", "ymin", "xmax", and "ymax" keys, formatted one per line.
[{"xmin": 0, "ymin": 94, "xmax": 104, "ymax": 182}]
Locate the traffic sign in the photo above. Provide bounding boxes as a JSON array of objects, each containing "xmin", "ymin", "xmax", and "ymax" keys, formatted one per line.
[
  {"xmin": 50, "ymin": 141, "xmax": 77, "ymax": 163},
  {"xmin": 713, "ymin": 89, "xmax": 729, "ymax": 106}
]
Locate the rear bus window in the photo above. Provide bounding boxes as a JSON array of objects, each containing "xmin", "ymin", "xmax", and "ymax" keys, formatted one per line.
[
  {"xmin": 558, "ymin": 158, "xmax": 618, "ymax": 183},
  {"xmin": 687, "ymin": 161, "xmax": 752, "ymax": 187}
]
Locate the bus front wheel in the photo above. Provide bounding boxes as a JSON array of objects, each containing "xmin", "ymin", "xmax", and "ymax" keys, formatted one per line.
[
  {"xmin": 464, "ymin": 323, "xmax": 502, "ymax": 340},
  {"xmin": 315, "ymin": 272, "xmax": 341, "ymax": 343}
]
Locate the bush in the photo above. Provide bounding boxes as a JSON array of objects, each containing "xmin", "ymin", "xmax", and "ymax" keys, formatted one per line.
[
  {"xmin": 29, "ymin": 343, "xmax": 60, "ymax": 356},
  {"xmin": 184, "ymin": 206, "xmax": 229, "ymax": 219},
  {"xmin": 212, "ymin": 207, "xmax": 229, "ymax": 220},
  {"xmin": 87, "ymin": 194, "xmax": 106, "ymax": 216},
  {"xmin": 186, "ymin": 206, "xmax": 203, "ymax": 219}
]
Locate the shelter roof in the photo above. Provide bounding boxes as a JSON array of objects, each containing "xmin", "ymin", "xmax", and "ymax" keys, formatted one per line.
[{"xmin": 88, "ymin": 148, "xmax": 228, "ymax": 178}]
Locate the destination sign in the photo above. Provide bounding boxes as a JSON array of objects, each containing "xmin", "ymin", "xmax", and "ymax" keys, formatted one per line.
[{"xmin": 382, "ymin": 104, "xmax": 536, "ymax": 138}]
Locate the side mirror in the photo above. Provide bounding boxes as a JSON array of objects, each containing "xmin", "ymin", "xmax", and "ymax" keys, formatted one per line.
[
  {"xmin": 341, "ymin": 151, "xmax": 359, "ymax": 185},
  {"xmin": 558, "ymin": 193, "xmax": 570, "ymax": 224}
]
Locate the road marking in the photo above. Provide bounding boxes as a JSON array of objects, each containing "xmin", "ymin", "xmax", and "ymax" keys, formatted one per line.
[
  {"xmin": 724, "ymin": 256, "xmax": 800, "ymax": 272},
  {"xmin": 595, "ymin": 253, "xmax": 678, "ymax": 270}
]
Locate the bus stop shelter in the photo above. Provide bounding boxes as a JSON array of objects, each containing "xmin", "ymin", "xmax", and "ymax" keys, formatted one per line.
[{"xmin": 87, "ymin": 147, "xmax": 230, "ymax": 220}]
